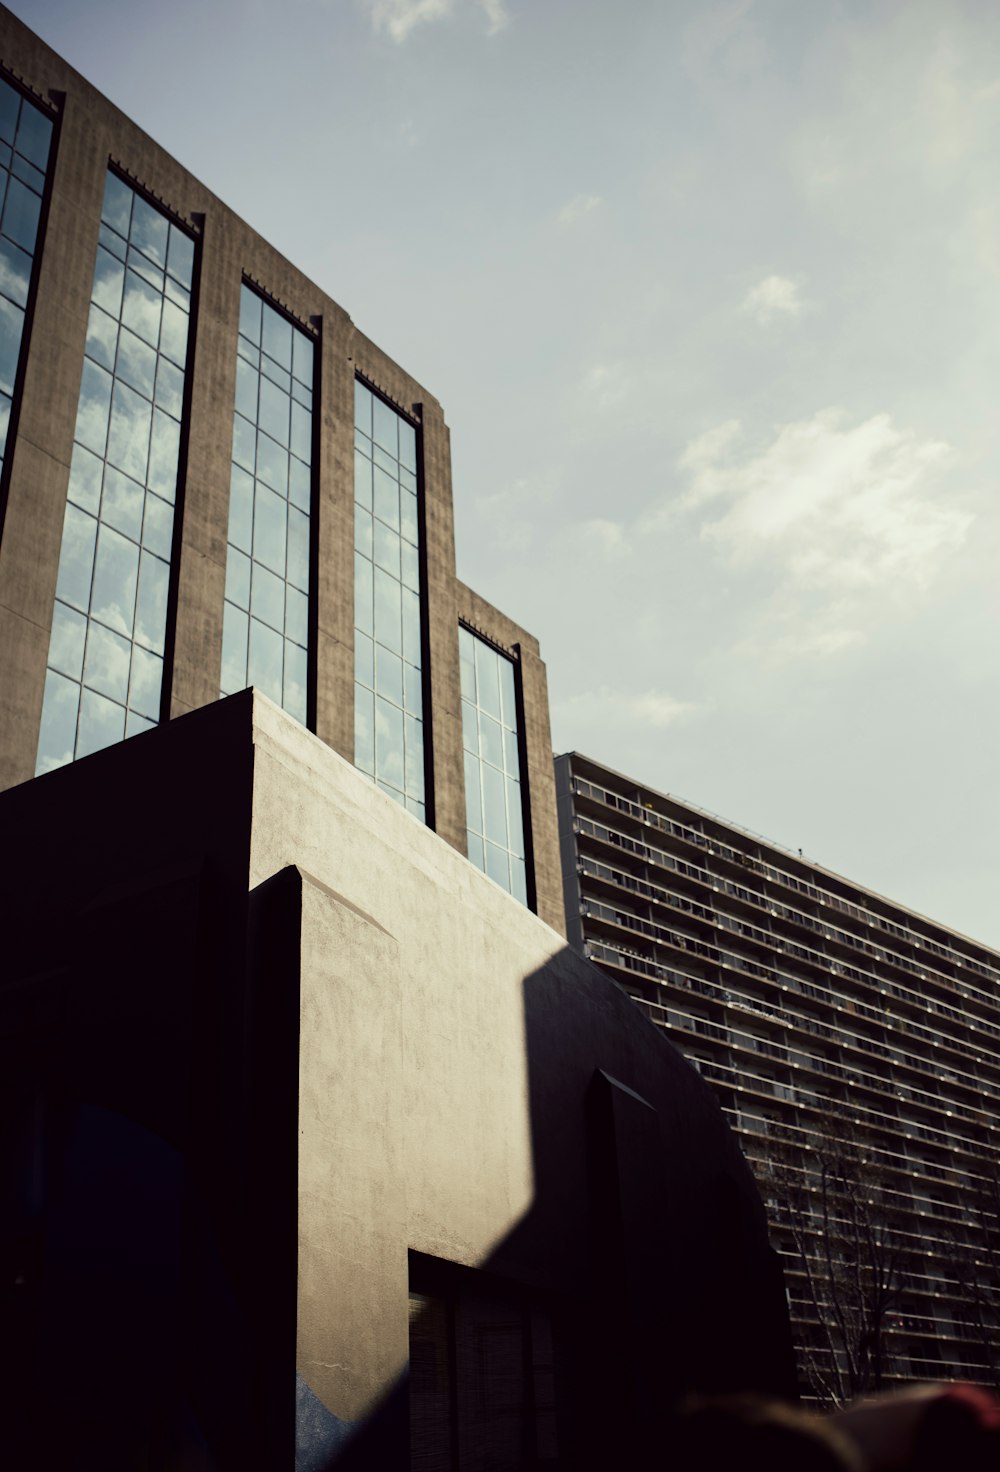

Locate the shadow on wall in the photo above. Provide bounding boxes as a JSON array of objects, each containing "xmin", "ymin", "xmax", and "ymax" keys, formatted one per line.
[{"xmin": 302, "ymin": 933, "xmax": 796, "ymax": 1472}]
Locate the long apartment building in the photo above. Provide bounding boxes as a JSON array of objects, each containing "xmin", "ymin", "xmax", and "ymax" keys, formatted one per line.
[{"xmin": 556, "ymin": 750, "xmax": 1000, "ymax": 1396}]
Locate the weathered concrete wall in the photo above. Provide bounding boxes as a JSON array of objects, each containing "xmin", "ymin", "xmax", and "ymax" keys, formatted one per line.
[{"xmin": 247, "ymin": 693, "xmax": 793, "ymax": 1454}]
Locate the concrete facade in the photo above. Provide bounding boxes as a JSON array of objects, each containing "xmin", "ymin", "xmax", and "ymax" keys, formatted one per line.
[
  {"xmin": 0, "ymin": 695, "xmax": 796, "ymax": 1469},
  {"xmin": 0, "ymin": 6, "xmax": 564, "ymax": 932},
  {"xmin": 556, "ymin": 750, "xmax": 1000, "ymax": 1398}
]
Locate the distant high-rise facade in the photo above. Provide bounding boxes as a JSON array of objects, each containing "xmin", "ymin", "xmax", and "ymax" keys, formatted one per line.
[
  {"xmin": 556, "ymin": 751, "xmax": 1000, "ymax": 1397},
  {"xmin": 0, "ymin": 5, "xmax": 565, "ymax": 930}
]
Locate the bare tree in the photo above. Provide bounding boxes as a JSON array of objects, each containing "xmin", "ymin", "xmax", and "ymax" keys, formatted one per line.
[{"xmin": 760, "ymin": 1114, "xmax": 907, "ymax": 1406}]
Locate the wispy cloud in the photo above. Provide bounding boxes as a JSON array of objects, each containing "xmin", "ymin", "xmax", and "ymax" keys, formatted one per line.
[
  {"xmin": 582, "ymin": 361, "xmax": 629, "ymax": 411},
  {"xmin": 558, "ymin": 193, "xmax": 603, "ymax": 226},
  {"xmin": 678, "ymin": 408, "xmax": 972, "ymax": 656},
  {"xmin": 741, "ymin": 274, "xmax": 806, "ymax": 325},
  {"xmin": 362, "ymin": 0, "xmax": 508, "ymax": 43},
  {"xmin": 578, "ymin": 518, "xmax": 630, "ymax": 560},
  {"xmin": 555, "ymin": 685, "xmax": 702, "ymax": 732}
]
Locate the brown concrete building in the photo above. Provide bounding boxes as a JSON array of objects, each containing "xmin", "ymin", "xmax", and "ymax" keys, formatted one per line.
[
  {"xmin": 556, "ymin": 751, "xmax": 1000, "ymax": 1401},
  {"xmin": 0, "ymin": 11, "xmax": 798, "ymax": 1469},
  {"xmin": 0, "ymin": 3, "xmax": 562, "ymax": 932}
]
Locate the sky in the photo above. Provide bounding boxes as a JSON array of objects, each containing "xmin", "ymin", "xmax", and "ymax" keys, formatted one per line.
[{"xmin": 16, "ymin": 0, "xmax": 1000, "ymax": 947}]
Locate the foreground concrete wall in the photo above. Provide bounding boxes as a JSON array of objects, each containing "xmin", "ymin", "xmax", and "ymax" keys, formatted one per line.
[{"xmin": 0, "ymin": 694, "xmax": 793, "ymax": 1469}]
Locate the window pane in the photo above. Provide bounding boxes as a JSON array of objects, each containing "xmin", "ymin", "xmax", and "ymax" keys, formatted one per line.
[
  {"xmin": 121, "ymin": 267, "xmax": 162, "ymax": 348},
  {"xmin": 355, "ymin": 631, "xmax": 374, "ymax": 690},
  {"xmin": 354, "ymin": 379, "xmax": 372, "ymax": 437},
  {"xmin": 374, "ymin": 567, "xmax": 401, "ymax": 654},
  {"xmin": 102, "ymin": 172, "xmax": 132, "ymax": 235},
  {"xmin": 262, "ymin": 304, "xmax": 292, "ymax": 371},
  {"xmin": 1, "ymin": 176, "xmax": 40, "ymax": 252},
  {"xmin": 258, "ymin": 374, "xmax": 289, "ymax": 447},
  {"xmin": 148, "ymin": 409, "xmax": 180, "ymax": 501},
  {"xmin": 228, "ymin": 465, "xmax": 253, "ymax": 552},
  {"xmin": 375, "ymin": 644, "xmax": 402, "ymax": 708},
  {"xmin": 253, "ymin": 483, "xmax": 286, "ymax": 575},
  {"xmin": 283, "ymin": 640, "xmax": 307, "ymax": 724},
  {"xmin": 159, "ymin": 297, "xmax": 189, "ymax": 368},
  {"xmin": 372, "ymin": 396, "xmax": 398, "ymax": 456},
  {"xmin": 355, "ymin": 553, "xmax": 373, "ymax": 636},
  {"xmin": 287, "ymin": 506, "xmax": 309, "ymax": 592},
  {"xmin": 221, "ymin": 602, "xmax": 249, "ymax": 695},
  {"xmin": 374, "ymin": 517, "xmax": 400, "ymax": 577},
  {"xmin": 375, "ymin": 695, "xmax": 404, "ymax": 790},
  {"xmin": 226, "ymin": 545, "xmax": 251, "ymax": 610},
  {"xmin": 74, "ymin": 359, "xmax": 113, "ymax": 457},
  {"xmin": 134, "ymin": 550, "xmax": 169, "ymax": 653},
  {"xmin": 248, "ymin": 617, "xmax": 283, "ymax": 703},
  {"xmin": 85, "ymin": 302, "xmax": 118, "ymax": 373},
  {"xmin": 482, "ymin": 763, "xmax": 507, "ymax": 847},
  {"xmin": 55, "ymin": 503, "xmax": 97, "ymax": 613},
  {"xmin": 239, "ymin": 285, "xmax": 261, "ymax": 345},
  {"xmin": 355, "ymin": 686, "xmax": 375, "ymax": 775},
  {"xmin": 286, "ymin": 584, "xmax": 308, "ymax": 648},
  {"xmin": 91, "ymin": 524, "xmax": 138, "ymax": 636},
  {"xmin": 76, "ymin": 686, "xmax": 125, "ymax": 759},
  {"xmin": 142, "ymin": 492, "xmax": 174, "ymax": 560},
  {"xmin": 128, "ymin": 645, "xmax": 163, "ymax": 721},
  {"xmin": 106, "ymin": 380, "xmax": 152, "ymax": 482},
  {"xmin": 83, "ymin": 620, "xmax": 131, "ymax": 705},
  {"xmin": 36, "ymin": 668, "xmax": 80, "ymax": 774},
  {"xmin": 251, "ymin": 559, "xmax": 284, "ymax": 631},
  {"xmin": 101, "ymin": 466, "xmax": 144, "ymax": 543},
  {"xmin": 373, "ymin": 466, "xmax": 399, "ymax": 530},
  {"xmin": 167, "ymin": 224, "xmax": 194, "ymax": 289},
  {"xmin": 91, "ymin": 247, "xmax": 125, "ymax": 317},
  {"xmin": 48, "ymin": 600, "xmax": 87, "ymax": 682},
  {"xmin": 67, "ymin": 444, "xmax": 103, "ymax": 515},
  {"xmin": 464, "ymin": 750, "xmax": 482, "ymax": 835}
]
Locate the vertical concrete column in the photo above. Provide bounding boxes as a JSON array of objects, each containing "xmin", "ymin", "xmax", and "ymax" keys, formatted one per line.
[
  {"xmin": 168, "ymin": 215, "xmax": 241, "ymax": 718},
  {"xmin": 517, "ymin": 645, "xmax": 566, "ymax": 936},
  {"xmin": 313, "ymin": 308, "xmax": 355, "ymax": 761},
  {"xmin": 421, "ymin": 401, "xmax": 465, "ymax": 852},
  {"xmin": 0, "ymin": 91, "xmax": 105, "ymax": 790},
  {"xmin": 296, "ymin": 875, "xmax": 409, "ymax": 1450}
]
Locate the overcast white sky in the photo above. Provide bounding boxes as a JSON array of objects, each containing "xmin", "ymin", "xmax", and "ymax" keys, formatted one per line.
[{"xmin": 17, "ymin": 0, "xmax": 1000, "ymax": 947}]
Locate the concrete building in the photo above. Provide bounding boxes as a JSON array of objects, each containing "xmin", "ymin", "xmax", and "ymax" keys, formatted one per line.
[
  {"xmin": 556, "ymin": 751, "xmax": 1000, "ymax": 1399},
  {"xmin": 0, "ymin": 12, "xmax": 796, "ymax": 1469}
]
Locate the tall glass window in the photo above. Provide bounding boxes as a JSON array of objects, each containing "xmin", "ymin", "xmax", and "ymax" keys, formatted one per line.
[
  {"xmin": 0, "ymin": 77, "xmax": 54, "ymax": 480},
  {"xmin": 460, "ymin": 627, "xmax": 528, "ymax": 905},
  {"xmin": 35, "ymin": 171, "xmax": 194, "ymax": 774},
  {"xmin": 220, "ymin": 284, "xmax": 314, "ymax": 724},
  {"xmin": 353, "ymin": 379, "xmax": 425, "ymax": 821}
]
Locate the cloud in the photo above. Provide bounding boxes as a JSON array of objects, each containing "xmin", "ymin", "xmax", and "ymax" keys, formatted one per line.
[
  {"xmin": 579, "ymin": 518, "xmax": 630, "ymax": 560},
  {"xmin": 677, "ymin": 408, "xmax": 973, "ymax": 656},
  {"xmin": 558, "ymin": 193, "xmax": 603, "ymax": 226},
  {"xmin": 582, "ymin": 361, "xmax": 629, "ymax": 410},
  {"xmin": 555, "ymin": 685, "xmax": 702, "ymax": 732},
  {"xmin": 682, "ymin": 0, "xmax": 766, "ymax": 83},
  {"xmin": 362, "ymin": 0, "xmax": 508, "ymax": 42},
  {"xmin": 741, "ymin": 274, "xmax": 806, "ymax": 325}
]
